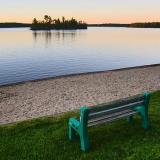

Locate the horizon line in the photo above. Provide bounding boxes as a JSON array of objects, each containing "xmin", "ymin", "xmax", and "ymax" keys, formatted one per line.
[{"xmin": 1, "ymin": 21, "xmax": 160, "ymax": 24}]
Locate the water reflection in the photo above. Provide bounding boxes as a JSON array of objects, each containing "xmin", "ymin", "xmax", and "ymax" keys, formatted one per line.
[
  {"xmin": 32, "ymin": 30, "xmax": 77, "ymax": 46},
  {"xmin": 1, "ymin": 27, "xmax": 160, "ymax": 86}
]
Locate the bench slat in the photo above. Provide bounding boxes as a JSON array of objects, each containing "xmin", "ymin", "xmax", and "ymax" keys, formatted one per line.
[
  {"xmin": 88, "ymin": 110, "xmax": 138, "ymax": 127},
  {"xmin": 88, "ymin": 109, "xmax": 135, "ymax": 124},
  {"xmin": 88, "ymin": 100, "xmax": 144, "ymax": 120},
  {"xmin": 88, "ymin": 94, "xmax": 144, "ymax": 113}
]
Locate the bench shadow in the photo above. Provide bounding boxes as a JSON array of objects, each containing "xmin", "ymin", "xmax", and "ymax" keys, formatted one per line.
[{"xmin": 87, "ymin": 117, "xmax": 157, "ymax": 153}]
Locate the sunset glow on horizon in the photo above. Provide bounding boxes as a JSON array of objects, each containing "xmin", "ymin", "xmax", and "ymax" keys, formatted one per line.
[{"xmin": 1, "ymin": 0, "xmax": 160, "ymax": 24}]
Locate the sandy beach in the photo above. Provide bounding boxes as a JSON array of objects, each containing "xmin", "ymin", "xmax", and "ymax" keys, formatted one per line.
[{"xmin": 0, "ymin": 65, "xmax": 160, "ymax": 124}]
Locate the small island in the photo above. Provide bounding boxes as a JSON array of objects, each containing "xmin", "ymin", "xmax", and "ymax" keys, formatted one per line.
[{"xmin": 31, "ymin": 15, "xmax": 87, "ymax": 30}]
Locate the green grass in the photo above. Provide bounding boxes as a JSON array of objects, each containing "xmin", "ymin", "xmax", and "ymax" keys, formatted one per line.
[{"xmin": 0, "ymin": 91, "xmax": 160, "ymax": 160}]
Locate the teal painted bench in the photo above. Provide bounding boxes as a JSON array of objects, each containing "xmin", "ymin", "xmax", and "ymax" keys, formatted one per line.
[{"xmin": 68, "ymin": 92, "xmax": 150, "ymax": 152}]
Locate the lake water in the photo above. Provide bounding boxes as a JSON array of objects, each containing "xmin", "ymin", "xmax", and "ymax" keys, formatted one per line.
[{"xmin": 0, "ymin": 27, "xmax": 160, "ymax": 85}]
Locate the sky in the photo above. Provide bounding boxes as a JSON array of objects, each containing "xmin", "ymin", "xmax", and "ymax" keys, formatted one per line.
[{"xmin": 1, "ymin": 0, "xmax": 160, "ymax": 24}]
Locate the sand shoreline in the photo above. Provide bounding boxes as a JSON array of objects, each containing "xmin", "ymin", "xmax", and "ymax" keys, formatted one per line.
[
  {"xmin": 1, "ymin": 63, "xmax": 160, "ymax": 88},
  {"xmin": 0, "ymin": 64, "xmax": 160, "ymax": 124}
]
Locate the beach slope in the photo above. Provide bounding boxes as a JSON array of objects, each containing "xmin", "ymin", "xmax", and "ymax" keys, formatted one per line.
[{"xmin": 0, "ymin": 65, "xmax": 160, "ymax": 124}]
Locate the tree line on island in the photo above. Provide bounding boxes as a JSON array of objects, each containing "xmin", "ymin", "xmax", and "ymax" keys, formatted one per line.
[{"xmin": 31, "ymin": 15, "xmax": 87, "ymax": 30}]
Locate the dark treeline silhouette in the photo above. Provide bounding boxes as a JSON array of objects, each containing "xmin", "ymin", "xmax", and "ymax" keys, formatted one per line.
[
  {"xmin": 88, "ymin": 22, "xmax": 160, "ymax": 28},
  {"xmin": 88, "ymin": 23, "xmax": 129, "ymax": 27},
  {"xmin": 89, "ymin": 22, "xmax": 160, "ymax": 28},
  {"xmin": 1, "ymin": 21, "xmax": 160, "ymax": 29},
  {"xmin": 129, "ymin": 22, "xmax": 160, "ymax": 28},
  {"xmin": 31, "ymin": 15, "xmax": 87, "ymax": 30},
  {"xmin": 0, "ymin": 23, "xmax": 30, "ymax": 28}
]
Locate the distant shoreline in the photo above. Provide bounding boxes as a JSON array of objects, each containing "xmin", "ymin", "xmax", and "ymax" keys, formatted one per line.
[
  {"xmin": 1, "ymin": 22, "xmax": 160, "ymax": 29},
  {"xmin": 0, "ymin": 23, "xmax": 31, "ymax": 28},
  {"xmin": 88, "ymin": 22, "xmax": 160, "ymax": 28}
]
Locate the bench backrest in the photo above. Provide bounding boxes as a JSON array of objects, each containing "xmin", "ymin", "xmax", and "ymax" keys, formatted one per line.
[{"xmin": 79, "ymin": 92, "xmax": 150, "ymax": 127}]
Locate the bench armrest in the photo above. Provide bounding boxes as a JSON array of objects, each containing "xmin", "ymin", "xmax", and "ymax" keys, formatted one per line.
[{"xmin": 69, "ymin": 118, "xmax": 80, "ymax": 131}]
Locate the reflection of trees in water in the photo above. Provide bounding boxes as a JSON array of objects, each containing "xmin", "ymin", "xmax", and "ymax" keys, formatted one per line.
[{"xmin": 32, "ymin": 31, "xmax": 77, "ymax": 46}]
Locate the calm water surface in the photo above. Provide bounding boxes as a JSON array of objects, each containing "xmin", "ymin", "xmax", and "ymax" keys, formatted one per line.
[{"xmin": 0, "ymin": 27, "xmax": 160, "ymax": 85}]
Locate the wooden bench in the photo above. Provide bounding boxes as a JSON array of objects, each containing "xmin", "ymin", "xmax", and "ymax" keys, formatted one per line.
[{"xmin": 68, "ymin": 92, "xmax": 150, "ymax": 151}]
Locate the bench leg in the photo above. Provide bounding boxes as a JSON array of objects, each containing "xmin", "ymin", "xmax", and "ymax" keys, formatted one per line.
[
  {"xmin": 135, "ymin": 107, "xmax": 149, "ymax": 129},
  {"xmin": 139, "ymin": 109, "xmax": 149, "ymax": 129},
  {"xmin": 127, "ymin": 116, "xmax": 133, "ymax": 123},
  {"xmin": 69, "ymin": 125, "xmax": 76, "ymax": 141},
  {"xmin": 134, "ymin": 106, "xmax": 149, "ymax": 129},
  {"xmin": 80, "ymin": 131, "xmax": 89, "ymax": 152}
]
